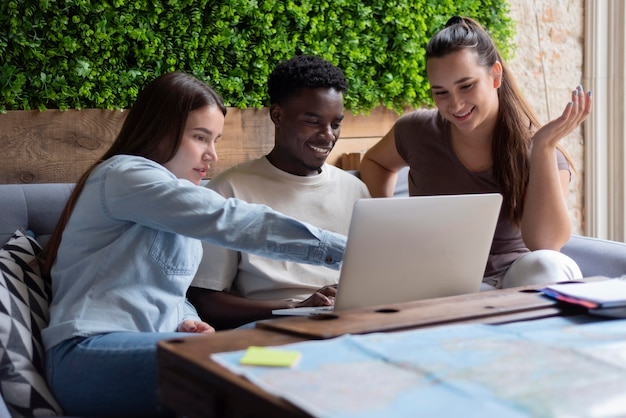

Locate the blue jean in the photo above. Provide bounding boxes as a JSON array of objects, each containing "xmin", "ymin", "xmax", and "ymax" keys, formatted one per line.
[{"xmin": 45, "ymin": 331, "xmax": 201, "ymax": 417}]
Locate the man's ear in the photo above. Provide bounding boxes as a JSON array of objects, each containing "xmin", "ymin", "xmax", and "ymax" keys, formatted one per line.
[
  {"xmin": 493, "ymin": 61, "xmax": 503, "ymax": 89},
  {"xmin": 269, "ymin": 103, "xmax": 282, "ymax": 125}
]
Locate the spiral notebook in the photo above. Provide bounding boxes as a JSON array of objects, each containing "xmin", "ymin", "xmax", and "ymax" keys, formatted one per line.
[{"xmin": 272, "ymin": 193, "xmax": 502, "ymax": 316}]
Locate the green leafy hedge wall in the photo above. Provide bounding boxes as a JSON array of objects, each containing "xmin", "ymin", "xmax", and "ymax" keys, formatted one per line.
[{"xmin": 0, "ymin": 0, "xmax": 513, "ymax": 113}]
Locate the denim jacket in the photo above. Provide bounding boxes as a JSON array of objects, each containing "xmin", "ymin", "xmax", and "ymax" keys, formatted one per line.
[{"xmin": 42, "ymin": 155, "xmax": 345, "ymax": 349}]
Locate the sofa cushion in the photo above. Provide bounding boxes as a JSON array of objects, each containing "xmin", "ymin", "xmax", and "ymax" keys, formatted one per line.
[
  {"xmin": 561, "ymin": 234, "xmax": 626, "ymax": 278},
  {"xmin": 0, "ymin": 230, "xmax": 62, "ymax": 417},
  {"xmin": 0, "ymin": 183, "xmax": 74, "ymax": 248}
]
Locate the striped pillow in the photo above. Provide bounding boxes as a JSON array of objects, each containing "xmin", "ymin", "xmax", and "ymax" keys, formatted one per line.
[{"xmin": 0, "ymin": 230, "xmax": 62, "ymax": 417}]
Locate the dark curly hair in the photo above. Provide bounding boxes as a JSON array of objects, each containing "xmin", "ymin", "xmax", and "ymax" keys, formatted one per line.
[{"xmin": 268, "ymin": 55, "xmax": 348, "ymax": 105}]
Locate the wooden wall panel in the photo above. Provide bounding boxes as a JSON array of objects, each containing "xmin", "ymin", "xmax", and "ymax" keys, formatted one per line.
[
  {"xmin": 211, "ymin": 107, "xmax": 275, "ymax": 178},
  {"xmin": 0, "ymin": 106, "xmax": 401, "ymax": 184},
  {"xmin": 0, "ymin": 109, "xmax": 126, "ymax": 184}
]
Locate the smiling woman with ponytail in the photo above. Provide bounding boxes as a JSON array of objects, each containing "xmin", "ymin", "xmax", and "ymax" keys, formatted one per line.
[{"xmin": 360, "ymin": 16, "xmax": 592, "ymax": 290}]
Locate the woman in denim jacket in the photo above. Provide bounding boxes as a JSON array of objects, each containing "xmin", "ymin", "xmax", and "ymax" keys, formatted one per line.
[{"xmin": 41, "ymin": 72, "xmax": 346, "ymax": 417}]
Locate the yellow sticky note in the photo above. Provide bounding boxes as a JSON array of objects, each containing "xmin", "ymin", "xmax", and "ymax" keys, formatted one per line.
[{"xmin": 239, "ymin": 346, "xmax": 301, "ymax": 367}]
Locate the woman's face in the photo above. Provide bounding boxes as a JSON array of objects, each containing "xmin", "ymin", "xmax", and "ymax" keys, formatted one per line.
[
  {"xmin": 163, "ymin": 105, "xmax": 225, "ymax": 185},
  {"xmin": 426, "ymin": 48, "xmax": 501, "ymax": 137}
]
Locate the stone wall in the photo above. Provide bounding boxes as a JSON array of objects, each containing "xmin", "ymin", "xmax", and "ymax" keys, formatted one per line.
[{"xmin": 507, "ymin": 0, "xmax": 585, "ymax": 233}]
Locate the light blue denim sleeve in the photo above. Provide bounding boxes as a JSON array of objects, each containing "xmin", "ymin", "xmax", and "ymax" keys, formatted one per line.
[
  {"xmin": 101, "ymin": 156, "xmax": 345, "ymax": 269},
  {"xmin": 182, "ymin": 299, "xmax": 201, "ymax": 322}
]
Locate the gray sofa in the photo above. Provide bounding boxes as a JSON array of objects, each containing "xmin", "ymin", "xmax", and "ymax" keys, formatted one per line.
[
  {"xmin": 2, "ymin": 182, "xmax": 626, "ymax": 416},
  {"xmin": 4, "ymin": 182, "xmax": 626, "ymax": 277}
]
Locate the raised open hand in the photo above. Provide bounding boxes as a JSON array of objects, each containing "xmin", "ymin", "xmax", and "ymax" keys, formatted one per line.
[{"xmin": 532, "ymin": 85, "xmax": 592, "ymax": 148}]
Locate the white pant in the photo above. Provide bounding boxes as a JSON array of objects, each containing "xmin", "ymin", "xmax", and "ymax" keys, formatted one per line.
[{"xmin": 481, "ymin": 250, "xmax": 583, "ymax": 291}]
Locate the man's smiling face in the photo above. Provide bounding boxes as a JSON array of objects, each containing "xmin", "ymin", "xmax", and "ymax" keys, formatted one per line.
[{"xmin": 268, "ymin": 87, "xmax": 344, "ymax": 176}]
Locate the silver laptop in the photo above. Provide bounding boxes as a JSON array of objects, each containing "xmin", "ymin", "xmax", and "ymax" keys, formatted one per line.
[{"xmin": 272, "ymin": 193, "xmax": 502, "ymax": 316}]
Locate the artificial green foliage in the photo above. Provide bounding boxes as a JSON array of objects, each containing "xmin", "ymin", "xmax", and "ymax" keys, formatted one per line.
[{"xmin": 0, "ymin": 0, "xmax": 514, "ymax": 113}]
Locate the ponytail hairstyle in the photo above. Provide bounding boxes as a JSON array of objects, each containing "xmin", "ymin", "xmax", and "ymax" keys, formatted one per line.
[
  {"xmin": 42, "ymin": 72, "xmax": 226, "ymax": 277},
  {"xmin": 426, "ymin": 16, "xmax": 573, "ymax": 226}
]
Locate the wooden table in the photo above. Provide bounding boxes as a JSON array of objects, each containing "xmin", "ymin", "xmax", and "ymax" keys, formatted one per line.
[{"xmin": 157, "ymin": 284, "xmax": 588, "ymax": 418}]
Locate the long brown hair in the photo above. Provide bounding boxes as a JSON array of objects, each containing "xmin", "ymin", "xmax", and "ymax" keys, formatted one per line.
[
  {"xmin": 42, "ymin": 72, "xmax": 227, "ymax": 277},
  {"xmin": 426, "ymin": 16, "xmax": 573, "ymax": 226}
]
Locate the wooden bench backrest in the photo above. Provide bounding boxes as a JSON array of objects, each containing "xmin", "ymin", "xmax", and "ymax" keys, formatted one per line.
[{"xmin": 0, "ymin": 107, "xmax": 400, "ymax": 184}]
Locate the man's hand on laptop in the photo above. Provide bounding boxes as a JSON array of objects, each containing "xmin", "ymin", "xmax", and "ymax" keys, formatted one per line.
[{"xmin": 297, "ymin": 284, "xmax": 337, "ymax": 307}]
